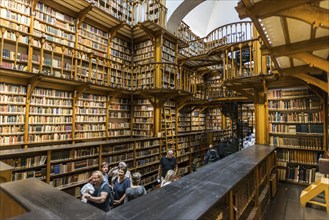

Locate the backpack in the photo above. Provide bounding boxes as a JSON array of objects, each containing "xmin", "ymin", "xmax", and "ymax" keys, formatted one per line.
[
  {"xmin": 98, "ymin": 181, "xmax": 114, "ymax": 208},
  {"xmin": 209, "ymin": 150, "xmax": 218, "ymax": 162}
]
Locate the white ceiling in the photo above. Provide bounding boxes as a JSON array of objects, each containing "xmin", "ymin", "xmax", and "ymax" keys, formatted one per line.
[{"xmin": 166, "ymin": 0, "xmax": 249, "ymax": 37}]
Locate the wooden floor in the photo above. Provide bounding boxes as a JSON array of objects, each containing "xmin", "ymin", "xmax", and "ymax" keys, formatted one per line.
[{"xmin": 265, "ymin": 182, "xmax": 329, "ymax": 220}]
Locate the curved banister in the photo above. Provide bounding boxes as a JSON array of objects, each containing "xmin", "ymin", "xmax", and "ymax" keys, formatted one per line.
[
  {"xmin": 205, "ymin": 21, "xmax": 254, "ymax": 42},
  {"xmin": 179, "ymin": 21, "xmax": 254, "ymax": 56}
]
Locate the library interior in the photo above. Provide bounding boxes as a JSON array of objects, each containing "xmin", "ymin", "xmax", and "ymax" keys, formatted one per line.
[{"xmin": 0, "ymin": 0, "xmax": 328, "ymax": 219}]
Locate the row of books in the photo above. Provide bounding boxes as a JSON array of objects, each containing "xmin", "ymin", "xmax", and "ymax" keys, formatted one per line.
[
  {"xmin": 108, "ymin": 130, "xmax": 131, "ymax": 136},
  {"xmin": 0, "ymin": 94, "xmax": 26, "ymax": 103},
  {"xmin": 268, "ymin": 99, "xmax": 320, "ymax": 109},
  {"xmin": 136, "ymin": 155, "xmax": 159, "ymax": 167},
  {"xmin": 51, "ymin": 172, "xmax": 92, "ymax": 188},
  {"xmin": 51, "ymin": 159, "xmax": 99, "ymax": 174},
  {"xmin": 269, "ymin": 124, "xmax": 324, "ymax": 134},
  {"xmin": 30, "ymin": 107, "xmax": 72, "ymax": 115},
  {"xmin": 12, "ymin": 168, "xmax": 46, "ymax": 181},
  {"xmin": 135, "ymin": 140, "xmax": 160, "ymax": 148},
  {"xmin": 234, "ymin": 173, "xmax": 256, "ymax": 217},
  {"xmin": 51, "ymin": 148, "xmax": 99, "ymax": 162},
  {"xmin": 277, "ymin": 149, "xmax": 323, "ymax": 164},
  {"xmin": 270, "ymin": 136, "xmax": 323, "ymax": 149},
  {"xmin": 268, "ymin": 88, "xmax": 314, "ymax": 99},
  {"xmin": 28, "ymin": 133, "xmax": 72, "ymax": 142},
  {"xmin": 103, "ymin": 153, "xmax": 133, "ymax": 165},
  {"xmin": 269, "ymin": 112, "xmax": 323, "ymax": 123},
  {"xmin": 277, "ymin": 162, "xmax": 317, "ymax": 184},
  {"xmin": 3, "ymin": 155, "xmax": 47, "ymax": 169},
  {"xmin": 0, "ymin": 125, "xmax": 23, "ymax": 134},
  {"xmin": 29, "ymin": 125, "xmax": 72, "ymax": 133},
  {"xmin": 0, "ymin": 115, "xmax": 24, "ymax": 123},
  {"xmin": 136, "ymin": 148, "xmax": 159, "ymax": 157}
]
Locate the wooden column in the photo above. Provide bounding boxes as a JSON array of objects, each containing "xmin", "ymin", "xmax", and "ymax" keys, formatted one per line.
[
  {"xmin": 254, "ymin": 84, "xmax": 268, "ymax": 145},
  {"xmin": 154, "ymin": 106, "xmax": 161, "ymax": 137},
  {"xmin": 222, "ymin": 114, "xmax": 227, "ymax": 129},
  {"xmin": 154, "ymin": 33, "xmax": 162, "ymax": 88}
]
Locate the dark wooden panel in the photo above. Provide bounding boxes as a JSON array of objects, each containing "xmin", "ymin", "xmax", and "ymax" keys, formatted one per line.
[{"xmin": 0, "ymin": 178, "xmax": 105, "ymax": 220}]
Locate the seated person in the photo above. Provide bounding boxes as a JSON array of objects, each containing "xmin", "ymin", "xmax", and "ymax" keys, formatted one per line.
[
  {"xmin": 124, "ymin": 172, "xmax": 147, "ymax": 203},
  {"xmin": 204, "ymin": 144, "xmax": 219, "ymax": 164},
  {"xmin": 161, "ymin": 169, "xmax": 175, "ymax": 187}
]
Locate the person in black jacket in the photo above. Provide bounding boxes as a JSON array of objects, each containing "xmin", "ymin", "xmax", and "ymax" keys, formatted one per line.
[
  {"xmin": 157, "ymin": 150, "xmax": 178, "ymax": 182},
  {"xmin": 204, "ymin": 144, "xmax": 219, "ymax": 164}
]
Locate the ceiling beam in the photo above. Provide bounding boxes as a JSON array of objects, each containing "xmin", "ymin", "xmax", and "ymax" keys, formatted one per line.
[
  {"xmin": 262, "ymin": 36, "xmax": 329, "ymax": 56},
  {"xmin": 290, "ymin": 52, "xmax": 329, "ymax": 73},
  {"xmin": 277, "ymin": 4, "xmax": 329, "ymax": 28},
  {"xmin": 280, "ymin": 65, "xmax": 323, "ymax": 75},
  {"xmin": 287, "ymin": 73, "xmax": 328, "ymax": 93},
  {"xmin": 236, "ymin": 0, "xmax": 321, "ymax": 20}
]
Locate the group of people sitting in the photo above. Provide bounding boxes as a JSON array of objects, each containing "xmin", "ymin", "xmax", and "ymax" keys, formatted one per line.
[{"xmin": 80, "ymin": 161, "xmax": 147, "ymax": 212}]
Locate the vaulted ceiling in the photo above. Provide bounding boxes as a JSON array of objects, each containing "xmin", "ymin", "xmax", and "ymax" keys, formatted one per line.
[{"xmin": 236, "ymin": 0, "xmax": 329, "ymax": 93}]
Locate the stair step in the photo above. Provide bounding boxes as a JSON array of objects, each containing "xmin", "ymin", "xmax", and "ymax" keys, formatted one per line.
[{"xmin": 307, "ymin": 200, "xmax": 326, "ymax": 208}]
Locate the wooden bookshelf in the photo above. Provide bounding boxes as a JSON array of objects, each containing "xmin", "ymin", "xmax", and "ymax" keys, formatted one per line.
[
  {"xmin": 132, "ymin": 97, "xmax": 154, "ymax": 137},
  {"xmin": 177, "ymin": 21, "xmax": 205, "ymax": 57},
  {"xmin": 74, "ymin": 92, "xmax": 107, "ymax": 140},
  {"xmin": 206, "ymin": 74, "xmax": 224, "ymax": 99},
  {"xmin": 0, "ymin": 82, "xmax": 26, "ymax": 146},
  {"xmin": 33, "ymin": 2, "xmax": 75, "ymax": 78},
  {"xmin": 29, "ymin": 87, "xmax": 73, "ymax": 143},
  {"xmin": 161, "ymin": 99, "xmax": 176, "ymax": 151},
  {"xmin": 268, "ymin": 87, "xmax": 325, "ymax": 185},
  {"xmin": 0, "ymin": 132, "xmax": 213, "ymax": 194},
  {"xmin": 176, "ymin": 134, "xmax": 191, "ymax": 176},
  {"xmin": 0, "ymin": 0, "xmax": 30, "ymax": 71},
  {"xmin": 191, "ymin": 108, "xmax": 206, "ymax": 131},
  {"xmin": 91, "ymin": 0, "xmax": 133, "ymax": 25},
  {"xmin": 177, "ymin": 108, "xmax": 191, "ymax": 133},
  {"xmin": 206, "ymin": 108, "xmax": 222, "ymax": 130},
  {"xmin": 134, "ymin": 138, "xmax": 160, "ymax": 186},
  {"xmin": 133, "ymin": 40, "xmax": 154, "ymax": 89},
  {"xmin": 133, "ymin": 0, "xmax": 167, "ymax": 27},
  {"xmin": 107, "ymin": 96, "xmax": 131, "ymax": 138}
]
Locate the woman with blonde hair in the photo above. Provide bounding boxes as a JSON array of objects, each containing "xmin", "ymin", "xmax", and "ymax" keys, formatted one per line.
[{"xmin": 161, "ymin": 169, "xmax": 175, "ymax": 187}]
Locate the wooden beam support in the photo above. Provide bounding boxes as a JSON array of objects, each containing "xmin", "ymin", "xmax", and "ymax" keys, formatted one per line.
[
  {"xmin": 277, "ymin": 4, "xmax": 329, "ymax": 29},
  {"xmin": 287, "ymin": 73, "xmax": 328, "ymax": 93},
  {"xmin": 27, "ymin": 76, "xmax": 42, "ymax": 100},
  {"xmin": 109, "ymin": 22, "xmax": 125, "ymax": 39},
  {"xmin": 77, "ymin": 4, "xmax": 93, "ymax": 29},
  {"xmin": 236, "ymin": 0, "xmax": 321, "ymax": 20},
  {"xmin": 280, "ymin": 65, "xmax": 323, "ymax": 75},
  {"xmin": 31, "ymin": 0, "xmax": 38, "ymax": 13},
  {"xmin": 291, "ymin": 52, "xmax": 329, "ymax": 73},
  {"xmin": 137, "ymin": 24, "xmax": 155, "ymax": 44},
  {"xmin": 74, "ymin": 84, "xmax": 89, "ymax": 103},
  {"xmin": 262, "ymin": 36, "xmax": 329, "ymax": 56}
]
